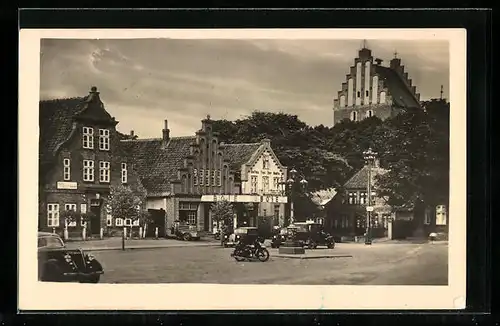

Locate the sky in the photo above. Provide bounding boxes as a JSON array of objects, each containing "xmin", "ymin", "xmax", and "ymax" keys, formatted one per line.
[{"xmin": 40, "ymin": 38, "xmax": 449, "ymax": 138}]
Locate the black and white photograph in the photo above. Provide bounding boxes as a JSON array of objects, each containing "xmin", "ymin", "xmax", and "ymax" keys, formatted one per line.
[{"xmin": 19, "ymin": 28, "xmax": 467, "ymax": 310}]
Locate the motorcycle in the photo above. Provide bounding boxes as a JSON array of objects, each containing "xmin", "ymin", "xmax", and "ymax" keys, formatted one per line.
[{"xmin": 230, "ymin": 240, "xmax": 270, "ymax": 262}]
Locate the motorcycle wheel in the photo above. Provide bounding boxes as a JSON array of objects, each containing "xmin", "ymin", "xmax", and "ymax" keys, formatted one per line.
[
  {"xmin": 233, "ymin": 249, "xmax": 246, "ymax": 261},
  {"xmin": 256, "ymin": 248, "xmax": 270, "ymax": 262},
  {"xmin": 327, "ymin": 242, "xmax": 335, "ymax": 249},
  {"xmin": 308, "ymin": 241, "xmax": 317, "ymax": 249}
]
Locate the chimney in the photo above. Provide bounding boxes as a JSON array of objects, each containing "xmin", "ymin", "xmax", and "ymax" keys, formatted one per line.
[
  {"xmin": 261, "ymin": 138, "xmax": 271, "ymax": 146},
  {"xmin": 162, "ymin": 119, "xmax": 170, "ymax": 142},
  {"xmin": 86, "ymin": 86, "xmax": 100, "ymax": 102},
  {"xmin": 130, "ymin": 130, "xmax": 135, "ymax": 137}
]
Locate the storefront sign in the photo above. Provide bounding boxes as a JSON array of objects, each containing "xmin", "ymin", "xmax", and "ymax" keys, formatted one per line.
[
  {"xmin": 201, "ymin": 194, "xmax": 288, "ymax": 203},
  {"xmin": 56, "ymin": 181, "xmax": 77, "ymax": 190}
]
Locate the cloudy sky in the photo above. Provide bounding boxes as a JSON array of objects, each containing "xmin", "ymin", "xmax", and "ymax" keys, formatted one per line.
[{"xmin": 40, "ymin": 38, "xmax": 449, "ymax": 138}]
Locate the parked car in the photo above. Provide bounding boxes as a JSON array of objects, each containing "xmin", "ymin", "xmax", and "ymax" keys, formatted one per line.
[
  {"xmin": 173, "ymin": 223, "xmax": 200, "ymax": 241},
  {"xmin": 225, "ymin": 227, "xmax": 264, "ymax": 247},
  {"xmin": 271, "ymin": 227, "xmax": 288, "ymax": 248},
  {"xmin": 37, "ymin": 232, "xmax": 104, "ymax": 283},
  {"xmin": 292, "ymin": 222, "xmax": 336, "ymax": 249}
]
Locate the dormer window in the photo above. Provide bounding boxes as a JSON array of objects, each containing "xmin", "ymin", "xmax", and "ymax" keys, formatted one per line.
[
  {"xmin": 99, "ymin": 129, "xmax": 110, "ymax": 151},
  {"xmin": 82, "ymin": 127, "xmax": 94, "ymax": 149},
  {"xmin": 366, "ymin": 110, "xmax": 374, "ymax": 118}
]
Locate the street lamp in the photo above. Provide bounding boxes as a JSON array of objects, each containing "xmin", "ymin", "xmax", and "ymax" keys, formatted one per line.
[
  {"xmin": 279, "ymin": 168, "xmax": 308, "ymax": 255},
  {"xmin": 363, "ymin": 147, "xmax": 377, "ymax": 245}
]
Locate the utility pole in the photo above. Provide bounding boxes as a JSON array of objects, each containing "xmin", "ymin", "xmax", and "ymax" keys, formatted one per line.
[{"xmin": 440, "ymin": 85, "xmax": 444, "ymax": 100}]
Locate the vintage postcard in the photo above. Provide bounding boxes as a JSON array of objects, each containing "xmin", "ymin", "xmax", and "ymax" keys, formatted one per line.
[{"xmin": 18, "ymin": 28, "xmax": 467, "ymax": 310}]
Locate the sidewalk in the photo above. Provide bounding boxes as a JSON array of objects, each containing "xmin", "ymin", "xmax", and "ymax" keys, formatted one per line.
[{"xmin": 64, "ymin": 237, "xmax": 220, "ymax": 252}]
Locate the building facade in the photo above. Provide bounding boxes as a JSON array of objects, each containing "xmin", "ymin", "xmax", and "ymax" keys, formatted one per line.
[
  {"xmin": 122, "ymin": 117, "xmax": 289, "ymax": 236},
  {"xmin": 38, "ymin": 87, "xmax": 144, "ymax": 237},
  {"xmin": 332, "ymin": 45, "xmax": 422, "ymax": 125}
]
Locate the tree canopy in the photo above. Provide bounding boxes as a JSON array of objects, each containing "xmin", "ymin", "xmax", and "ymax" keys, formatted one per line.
[{"xmin": 212, "ymin": 101, "xmax": 450, "ymax": 217}]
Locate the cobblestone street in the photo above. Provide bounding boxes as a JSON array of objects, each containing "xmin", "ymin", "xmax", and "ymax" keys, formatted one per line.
[{"xmin": 92, "ymin": 242, "xmax": 448, "ymax": 285}]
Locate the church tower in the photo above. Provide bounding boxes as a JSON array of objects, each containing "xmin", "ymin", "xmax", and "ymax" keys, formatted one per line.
[{"xmin": 332, "ymin": 41, "xmax": 422, "ymax": 126}]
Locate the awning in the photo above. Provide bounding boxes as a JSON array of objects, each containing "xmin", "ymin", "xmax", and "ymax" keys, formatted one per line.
[{"xmin": 200, "ymin": 194, "xmax": 288, "ymax": 204}]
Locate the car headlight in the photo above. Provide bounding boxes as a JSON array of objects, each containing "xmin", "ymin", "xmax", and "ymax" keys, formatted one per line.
[
  {"xmin": 87, "ymin": 253, "xmax": 95, "ymax": 261},
  {"xmin": 64, "ymin": 253, "xmax": 72, "ymax": 263}
]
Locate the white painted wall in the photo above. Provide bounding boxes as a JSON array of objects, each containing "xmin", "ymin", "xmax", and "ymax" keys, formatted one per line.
[
  {"xmin": 364, "ymin": 61, "xmax": 371, "ymax": 104},
  {"xmin": 372, "ymin": 76, "xmax": 379, "ymax": 104},
  {"xmin": 146, "ymin": 198, "xmax": 165, "ymax": 210},
  {"xmin": 340, "ymin": 95, "xmax": 345, "ymax": 107},
  {"xmin": 241, "ymin": 149, "xmax": 285, "ymax": 195},
  {"xmin": 355, "ymin": 62, "xmax": 362, "ymax": 106},
  {"xmin": 347, "ymin": 78, "xmax": 354, "ymax": 106},
  {"xmin": 380, "ymin": 91, "xmax": 386, "ymax": 104}
]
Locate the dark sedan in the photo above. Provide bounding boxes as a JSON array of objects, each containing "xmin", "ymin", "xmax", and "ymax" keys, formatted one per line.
[{"xmin": 38, "ymin": 231, "xmax": 104, "ymax": 283}]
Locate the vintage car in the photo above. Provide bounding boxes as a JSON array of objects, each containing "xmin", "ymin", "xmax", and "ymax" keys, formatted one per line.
[
  {"xmin": 270, "ymin": 227, "xmax": 288, "ymax": 248},
  {"xmin": 37, "ymin": 232, "xmax": 104, "ymax": 283},
  {"xmin": 173, "ymin": 223, "xmax": 200, "ymax": 241},
  {"xmin": 224, "ymin": 227, "xmax": 264, "ymax": 247},
  {"xmin": 293, "ymin": 222, "xmax": 336, "ymax": 249}
]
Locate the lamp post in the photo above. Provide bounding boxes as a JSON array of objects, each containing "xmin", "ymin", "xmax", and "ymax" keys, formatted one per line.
[
  {"xmin": 279, "ymin": 168, "xmax": 308, "ymax": 255},
  {"xmin": 363, "ymin": 147, "xmax": 377, "ymax": 245}
]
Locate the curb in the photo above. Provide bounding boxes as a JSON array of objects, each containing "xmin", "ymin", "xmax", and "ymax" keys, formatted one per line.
[{"xmin": 71, "ymin": 243, "xmax": 220, "ymax": 252}]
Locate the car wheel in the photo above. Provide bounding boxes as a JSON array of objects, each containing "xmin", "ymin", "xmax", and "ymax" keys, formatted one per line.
[
  {"xmin": 183, "ymin": 233, "xmax": 192, "ymax": 241},
  {"xmin": 328, "ymin": 242, "xmax": 335, "ymax": 249},
  {"xmin": 41, "ymin": 260, "xmax": 63, "ymax": 282},
  {"xmin": 308, "ymin": 241, "xmax": 317, "ymax": 249}
]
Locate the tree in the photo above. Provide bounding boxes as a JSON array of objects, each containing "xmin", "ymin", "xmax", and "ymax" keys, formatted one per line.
[
  {"xmin": 210, "ymin": 199, "xmax": 234, "ymax": 228},
  {"xmin": 374, "ymin": 100, "xmax": 450, "ymax": 224},
  {"xmin": 108, "ymin": 184, "xmax": 147, "ymax": 224}
]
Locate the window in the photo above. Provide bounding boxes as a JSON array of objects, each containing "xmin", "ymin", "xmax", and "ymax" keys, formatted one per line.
[
  {"xmin": 124, "ymin": 218, "xmax": 132, "ymax": 226},
  {"xmin": 262, "ymin": 176, "xmax": 269, "ymax": 193},
  {"xmin": 424, "ymin": 208, "xmax": 431, "ymax": 225},
  {"xmin": 359, "ymin": 192, "xmax": 367, "ymax": 205},
  {"xmin": 357, "ymin": 91, "xmax": 361, "ymax": 98},
  {"xmin": 273, "ymin": 177, "xmax": 280, "ymax": 190},
  {"xmin": 63, "ymin": 158, "xmax": 71, "ymax": 181},
  {"xmin": 262, "ymin": 155, "xmax": 270, "ymax": 169},
  {"xmin": 80, "ymin": 203, "xmax": 87, "ymax": 214},
  {"xmin": 47, "ymin": 204, "xmax": 59, "ymax": 227},
  {"xmin": 212, "ymin": 170, "xmax": 216, "ymax": 186},
  {"xmin": 250, "ymin": 176, "xmax": 258, "ymax": 193},
  {"xmin": 99, "ymin": 161, "xmax": 110, "ymax": 183},
  {"xmin": 200, "ymin": 169, "xmax": 204, "ymax": 185},
  {"xmin": 64, "ymin": 203, "xmax": 77, "ymax": 227},
  {"xmin": 206, "ymin": 169, "xmax": 210, "ymax": 186},
  {"xmin": 366, "ymin": 110, "xmax": 374, "ymax": 118},
  {"xmin": 350, "ymin": 111, "xmax": 358, "ymax": 121},
  {"xmin": 217, "ymin": 170, "xmax": 222, "ymax": 186},
  {"xmin": 436, "ymin": 205, "xmax": 447, "ymax": 225},
  {"xmin": 83, "ymin": 160, "xmax": 94, "ymax": 182},
  {"xmin": 115, "ymin": 218, "xmax": 124, "ymax": 226},
  {"xmin": 274, "ymin": 205, "xmax": 280, "ymax": 218},
  {"xmin": 366, "ymin": 90, "xmax": 369, "ymax": 97},
  {"xmin": 348, "ymin": 192, "xmax": 357, "ymax": 205},
  {"xmin": 121, "ymin": 163, "xmax": 128, "ymax": 184},
  {"xmin": 133, "ymin": 219, "xmax": 140, "ymax": 226},
  {"xmin": 106, "ymin": 214, "xmax": 113, "ymax": 226},
  {"xmin": 82, "ymin": 127, "xmax": 94, "ymax": 149},
  {"xmin": 187, "ymin": 211, "xmax": 197, "ymax": 225},
  {"xmin": 99, "ymin": 129, "xmax": 110, "ymax": 151},
  {"xmin": 193, "ymin": 169, "xmax": 198, "ymax": 185}
]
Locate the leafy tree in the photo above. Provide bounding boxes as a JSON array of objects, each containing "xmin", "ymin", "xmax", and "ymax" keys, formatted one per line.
[
  {"xmin": 374, "ymin": 101, "xmax": 450, "ymax": 223},
  {"xmin": 108, "ymin": 184, "xmax": 147, "ymax": 224},
  {"xmin": 211, "ymin": 199, "xmax": 234, "ymax": 227}
]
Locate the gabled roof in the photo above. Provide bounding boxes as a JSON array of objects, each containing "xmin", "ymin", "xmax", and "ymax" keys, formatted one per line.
[
  {"xmin": 344, "ymin": 165, "xmax": 388, "ymax": 189},
  {"xmin": 120, "ymin": 136, "xmax": 196, "ymax": 195},
  {"xmin": 310, "ymin": 188, "xmax": 337, "ymax": 206},
  {"xmin": 374, "ymin": 65, "xmax": 421, "ymax": 109},
  {"xmin": 222, "ymin": 143, "xmax": 262, "ymax": 169},
  {"xmin": 39, "ymin": 87, "xmax": 117, "ymax": 168},
  {"xmin": 39, "ymin": 97, "xmax": 85, "ymax": 166}
]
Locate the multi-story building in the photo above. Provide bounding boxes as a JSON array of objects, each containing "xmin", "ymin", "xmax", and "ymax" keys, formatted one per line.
[
  {"xmin": 332, "ymin": 45, "xmax": 422, "ymax": 125},
  {"xmin": 38, "ymin": 87, "xmax": 144, "ymax": 237},
  {"xmin": 218, "ymin": 138, "xmax": 288, "ymax": 228},
  {"xmin": 121, "ymin": 117, "xmax": 288, "ymax": 236}
]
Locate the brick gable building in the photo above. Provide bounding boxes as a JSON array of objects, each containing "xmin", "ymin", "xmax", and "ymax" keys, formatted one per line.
[
  {"xmin": 122, "ymin": 117, "xmax": 288, "ymax": 236},
  {"xmin": 332, "ymin": 45, "xmax": 422, "ymax": 125},
  {"xmin": 38, "ymin": 87, "xmax": 144, "ymax": 237}
]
